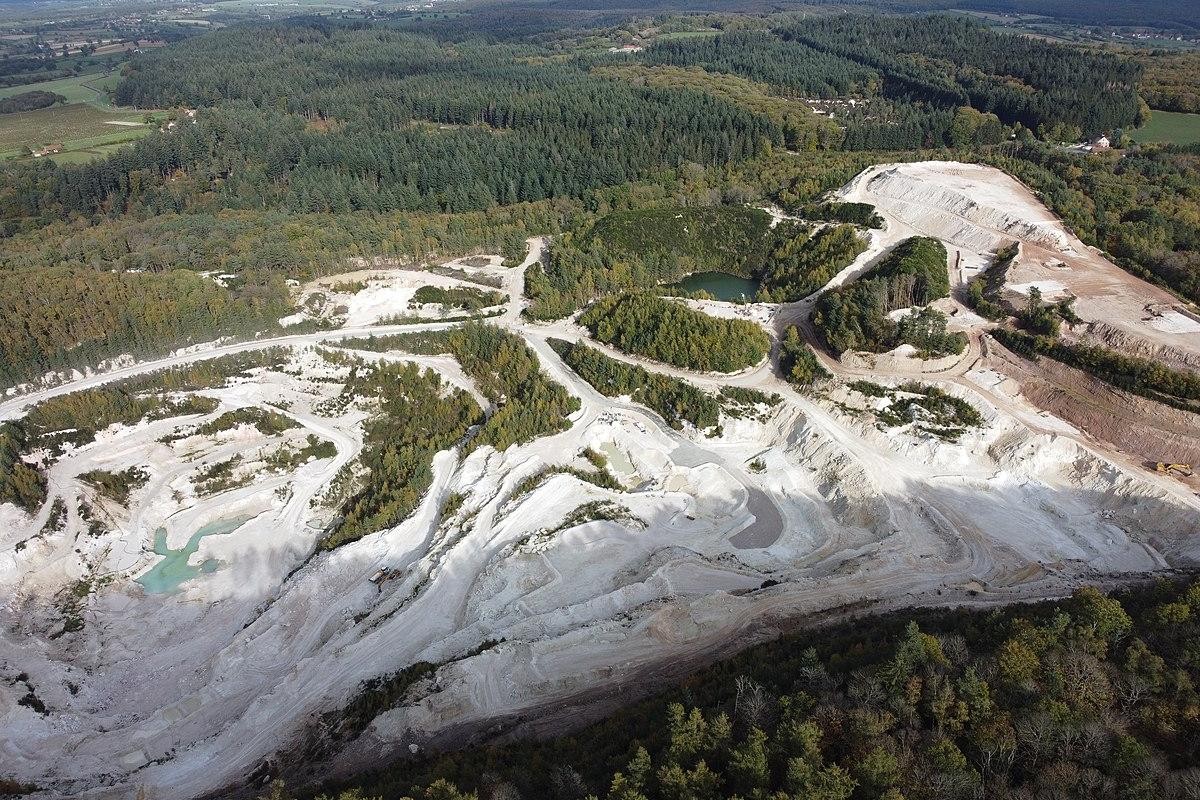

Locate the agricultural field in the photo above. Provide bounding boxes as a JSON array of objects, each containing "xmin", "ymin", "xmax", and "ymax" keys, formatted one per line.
[
  {"xmin": 1131, "ymin": 110, "xmax": 1200, "ymax": 145},
  {"xmin": 653, "ymin": 30, "xmax": 720, "ymax": 41},
  {"xmin": 0, "ymin": 70, "xmax": 160, "ymax": 160},
  {"xmin": 0, "ymin": 102, "xmax": 155, "ymax": 159},
  {"xmin": 0, "ymin": 72, "xmax": 120, "ymax": 105},
  {"xmin": 208, "ymin": 0, "xmax": 378, "ymax": 10}
]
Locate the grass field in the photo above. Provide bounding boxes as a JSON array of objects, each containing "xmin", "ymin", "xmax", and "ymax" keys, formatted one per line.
[
  {"xmin": 0, "ymin": 66, "xmax": 162, "ymax": 162},
  {"xmin": 0, "ymin": 102, "xmax": 153, "ymax": 158},
  {"xmin": 653, "ymin": 30, "xmax": 720, "ymax": 41},
  {"xmin": 210, "ymin": 0, "xmax": 375, "ymax": 9},
  {"xmin": 0, "ymin": 71, "xmax": 120, "ymax": 105},
  {"xmin": 1131, "ymin": 110, "xmax": 1200, "ymax": 146}
]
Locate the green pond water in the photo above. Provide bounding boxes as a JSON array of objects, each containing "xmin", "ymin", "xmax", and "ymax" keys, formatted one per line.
[
  {"xmin": 672, "ymin": 272, "xmax": 760, "ymax": 302},
  {"xmin": 137, "ymin": 515, "xmax": 255, "ymax": 594}
]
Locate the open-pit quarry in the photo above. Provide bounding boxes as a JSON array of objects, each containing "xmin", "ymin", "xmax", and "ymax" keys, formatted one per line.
[{"xmin": 2, "ymin": 162, "xmax": 1199, "ymax": 800}]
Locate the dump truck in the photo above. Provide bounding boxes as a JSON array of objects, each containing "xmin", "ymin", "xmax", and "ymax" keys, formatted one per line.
[{"xmin": 1156, "ymin": 462, "xmax": 1194, "ymax": 477}]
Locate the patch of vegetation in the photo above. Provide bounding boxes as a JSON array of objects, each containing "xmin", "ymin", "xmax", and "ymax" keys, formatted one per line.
[
  {"xmin": 77, "ymin": 500, "xmax": 107, "ymax": 539},
  {"xmin": 848, "ymin": 380, "xmax": 889, "ymax": 398},
  {"xmin": 506, "ymin": 460, "xmax": 622, "ymax": 508},
  {"xmin": 439, "ymin": 491, "xmax": 466, "ymax": 525},
  {"xmin": 719, "ymin": 386, "xmax": 780, "ymax": 423},
  {"xmin": 848, "ymin": 381, "xmax": 983, "ymax": 441},
  {"xmin": 814, "ymin": 237, "xmax": 964, "ymax": 358},
  {"xmin": 156, "ymin": 395, "xmax": 221, "ymax": 419},
  {"xmin": 328, "ymin": 639, "xmax": 503, "ymax": 744},
  {"xmin": 796, "ymin": 201, "xmax": 884, "ymax": 229},
  {"xmin": 78, "ymin": 466, "xmax": 149, "ymax": 507},
  {"xmin": 582, "ymin": 447, "xmax": 608, "ymax": 472},
  {"xmin": 545, "ymin": 500, "xmax": 638, "ymax": 537},
  {"xmin": 196, "ymin": 406, "xmax": 298, "ymax": 438},
  {"xmin": 719, "ymin": 386, "xmax": 780, "ymax": 408},
  {"xmin": 0, "ymin": 422, "xmax": 47, "ymax": 513},
  {"xmin": 321, "ymin": 359, "xmax": 482, "ymax": 550},
  {"xmin": 588, "ymin": 206, "xmax": 774, "ymax": 278},
  {"xmin": 0, "ymin": 90, "xmax": 66, "ymax": 114},
  {"xmin": 779, "ymin": 326, "xmax": 830, "ymax": 386},
  {"xmin": 964, "ymin": 242, "xmax": 1016, "ymax": 322},
  {"xmin": 193, "ymin": 455, "xmax": 249, "ymax": 497},
  {"xmin": 897, "ymin": 307, "xmax": 970, "ymax": 359},
  {"xmin": 329, "ymin": 660, "xmax": 439, "ymax": 742},
  {"xmin": 15, "ymin": 497, "xmax": 66, "ymax": 552},
  {"xmin": 342, "ymin": 324, "xmax": 580, "ymax": 454},
  {"xmin": 410, "ymin": 285, "xmax": 507, "ymax": 311},
  {"xmin": 550, "ymin": 338, "xmax": 722, "ymax": 432},
  {"xmin": 50, "ymin": 569, "xmax": 108, "ymax": 639},
  {"xmin": 756, "ymin": 223, "xmax": 868, "ymax": 303},
  {"xmin": 879, "ymin": 383, "xmax": 984, "ymax": 440},
  {"xmin": 265, "ymin": 435, "xmax": 338, "ymax": 472},
  {"xmin": 579, "ymin": 293, "xmax": 770, "ymax": 373},
  {"xmin": 1016, "ymin": 286, "xmax": 1063, "ymax": 336},
  {"xmin": 39, "ymin": 498, "xmax": 68, "ymax": 537}
]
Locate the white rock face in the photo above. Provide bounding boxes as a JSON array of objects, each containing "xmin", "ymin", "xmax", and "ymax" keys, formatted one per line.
[{"xmin": 852, "ymin": 162, "xmax": 1076, "ymax": 255}]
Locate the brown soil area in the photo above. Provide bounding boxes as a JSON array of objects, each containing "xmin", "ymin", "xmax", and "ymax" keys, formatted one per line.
[{"xmin": 985, "ymin": 341, "xmax": 1200, "ymax": 491}]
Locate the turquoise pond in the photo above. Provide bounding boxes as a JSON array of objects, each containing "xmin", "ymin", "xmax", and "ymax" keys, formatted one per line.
[
  {"xmin": 136, "ymin": 515, "xmax": 255, "ymax": 594},
  {"xmin": 671, "ymin": 271, "xmax": 760, "ymax": 302}
]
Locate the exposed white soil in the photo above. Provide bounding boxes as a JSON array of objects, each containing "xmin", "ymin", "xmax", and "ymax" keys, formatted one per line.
[
  {"xmin": 835, "ymin": 161, "xmax": 1200, "ymax": 362},
  {"xmin": 283, "ymin": 266, "xmax": 508, "ymax": 330},
  {"xmin": 2, "ymin": 195, "xmax": 1199, "ymax": 800},
  {"xmin": 1148, "ymin": 310, "xmax": 1200, "ymax": 334}
]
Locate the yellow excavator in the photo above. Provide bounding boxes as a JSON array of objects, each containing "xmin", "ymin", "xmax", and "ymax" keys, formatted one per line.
[{"xmin": 1156, "ymin": 462, "xmax": 1194, "ymax": 478}]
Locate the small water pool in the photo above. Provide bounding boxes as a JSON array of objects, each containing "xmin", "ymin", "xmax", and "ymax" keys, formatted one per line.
[
  {"xmin": 670, "ymin": 272, "xmax": 759, "ymax": 302},
  {"xmin": 137, "ymin": 515, "xmax": 256, "ymax": 594},
  {"xmin": 599, "ymin": 441, "xmax": 638, "ymax": 483}
]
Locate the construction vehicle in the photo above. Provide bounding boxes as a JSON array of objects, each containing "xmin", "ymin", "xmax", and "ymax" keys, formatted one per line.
[{"xmin": 1156, "ymin": 462, "xmax": 1194, "ymax": 478}]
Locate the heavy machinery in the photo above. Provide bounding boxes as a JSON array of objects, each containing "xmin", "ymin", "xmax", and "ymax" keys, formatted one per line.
[{"xmin": 1156, "ymin": 462, "xmax": 1194, "ymax": 477}]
